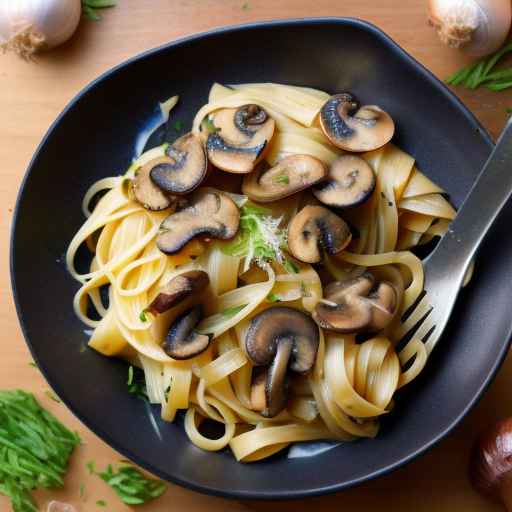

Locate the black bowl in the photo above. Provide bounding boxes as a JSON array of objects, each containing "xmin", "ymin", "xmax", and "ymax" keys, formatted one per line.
[{"xmin": 11, "ymin": 18, "xmax": 510, "ymax": 500}]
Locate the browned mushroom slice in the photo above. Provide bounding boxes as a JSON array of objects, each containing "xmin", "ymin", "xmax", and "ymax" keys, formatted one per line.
[
  {"xmin": 148, "ymin": 270, "xmax": 210, "ymax": 314},
  {"xmin": 164, "ymin": 305, "xmax": 211, "ymax": 359},
  {"xmin": 246, "ymin": 307, "xmax": 319, "ymax": 417},
  {"xmin": 206, "ymin": 104, "xmax": 275, "ymax": 174},
  {"xmin": 242, "ymin": 155, "xmax": 328, "ymax": 203},
  {"xmin": 287, "ymin": 205, "xmax": 352, "ymax": 263},
  {"xmin": 313, "ymin": 273, "xmax": 401, "ymax": 333},
  {"xmin": 157, "ymin": 187, "xmax": 240, "ymax": 254},
  {"xmin": 320, "ymin": 93, "xmax": 394, "ymax": 152},
  {"xmin": 313, "ymin": 155, "xmax": 376, "ymax": 208},
  {"xmin": 132, "ymin": 160, "xmax": 176, "ymax": 211},
  {"xmin": 150, "ymin": 133, "xmax": 207, "ymax": 194}
]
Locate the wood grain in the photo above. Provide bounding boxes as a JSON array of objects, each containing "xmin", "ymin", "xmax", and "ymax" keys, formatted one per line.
[{"xmin": 1, "ymin": 1, "xmax": 510, "ymax": 510}]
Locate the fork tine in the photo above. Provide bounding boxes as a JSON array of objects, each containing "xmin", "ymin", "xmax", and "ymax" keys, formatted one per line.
[
  {"xmin": 392, "ymin": 294, "xmax": 432, "ymax": 341},
  {"xmin": 412, "ymin": 314, "xmax": 435, "ymax": 342}
]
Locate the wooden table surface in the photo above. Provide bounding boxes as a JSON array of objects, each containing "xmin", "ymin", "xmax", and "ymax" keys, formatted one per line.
[{"xmin": 2, "ymin": 1, "xmax": 512, "ymax": 510}]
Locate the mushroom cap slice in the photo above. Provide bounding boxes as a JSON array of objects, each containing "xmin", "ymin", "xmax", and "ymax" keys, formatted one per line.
[
  {"xmin": 313, "ymin": 273, "xmax": 400, "ymax": 333},
  {"xmin": 164, "ymin": 305, "xmax": 211, "ymax": 359},
  {"xmin": 313, "ymin": 155, "xmax": 376, "ymax": 208},
  {"xmin": 132, "ymin": 159, "xmax": 176, "ymax": 211},
  {"xmin": 245, "ymin": 307, "xmax": 319, "ymax": 373},
  {"xmin": 246, "ymin": 307, "xmax": 318, "ymax": 418},
  {"xmin": 367, "ymin": 281, "xmax": 399, "ymax": 331},
  {"xmin": 320, "ymin": 93, "xmax": 395, "ymax": 152},
  {"xmin": 150, "ymin": 133, "xmax": 207, "ymax": 194},
  {"xmin": 148, "ymin": 270, "xmax": 210, "ymax": 314},
  {"xmin": 242, "ymin": 154, "xmax": 328, "ymax": 203},
  {"xmin": 287, "ymin": 205, "xmax": 352, "ymax": 263},
  {"xmin": 157, "ymin": 187, "xmax": 240, "ymax": 254},
  {"xmin": 206, "ymin": 104, "xmax": 275, "ymax": 174}
]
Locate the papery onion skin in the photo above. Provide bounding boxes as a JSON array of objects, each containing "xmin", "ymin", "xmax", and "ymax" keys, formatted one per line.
[
  {"xmin": 0, "ymin": 0, "xmax": 81, "ymax": 59},
  {"xmin": 469, "ymin": 417, "xmax": 512, "ymax": 503},
  {"xmin": 428, "ymin": 0, "xmax": 511, "ymax": 57}
]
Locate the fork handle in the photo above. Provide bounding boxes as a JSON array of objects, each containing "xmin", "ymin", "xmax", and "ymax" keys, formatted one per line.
[{"xmin": 434, "ymin": 118, "xmax": 512, "ymax": 269}]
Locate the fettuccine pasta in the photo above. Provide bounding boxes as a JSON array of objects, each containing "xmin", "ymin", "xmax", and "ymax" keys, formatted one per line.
[{"xmin": 67, "ymin": 82, "xmax": 453, "ymax": 462}]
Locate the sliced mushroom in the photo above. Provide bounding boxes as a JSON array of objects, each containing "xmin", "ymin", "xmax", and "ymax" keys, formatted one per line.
[
  {"xmin": 320, "ymin": 93, "xmax": 394, "ymax": 152},
  {"xmin": 150, "ymin": 133, "xmax": 207, "ymax": 194},
  {"xmin": 206, "ymin": 104, "xmax": 275, "ymax": 174},
  {"xmin": 313, "ymin": 155, "xmax": 376, "ymax": 208},
  {"xmin": 242, "ymin": 155, "xmax": 328, "ymax": 203},
  {"xmin": 287, "ymin": 205, "xmax": 352, "ymax": 263},
  {"xmin": 148, "ymin": 270, "xmax": 209, "ymax": 314},
  {"xmin": 157, "ymin": 187, "xmax": 240, "ymax": 254},
  {"xmin": 164, "ymin": 305, "xmax": 211, "ymax": 359},
  {"xmin": 312, "ymin": 273, "xmax": 400, "ymax": 333},
  {"xmin": 246, "ymin": 307, "xmax": 319, "ymax": 417},
  {"xmin": 132, "ymin": 160, "xmax": 176, "ymax": 211}
]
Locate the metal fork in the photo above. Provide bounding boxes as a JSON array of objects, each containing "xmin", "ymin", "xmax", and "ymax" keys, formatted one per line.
[{"xmin": 398, "ymin": 119, "xmax": 512, "ymax": 355}]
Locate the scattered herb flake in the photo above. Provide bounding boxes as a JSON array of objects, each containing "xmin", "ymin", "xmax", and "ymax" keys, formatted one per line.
[
  {"xmin": 86, "ymin": 461, "xmax": 96, "ymax": 475},
  {"xmin": 127, "ymin": 367, "xmax": 149, "ymax": 402},
  {"xmin": 221, "ymin": 305, "xmax": 247, "ymax": 318},
  {"xmin": 28, "ymin": 361, "xmax": 37, "ymax": 368},
  {"xmin": 202, "ymin": 117, "xmax": 220, "ymax": 134},
  {"xmin": 507, "ymin": 108, "xmax": 512, "ymax": 114},
  {"xmin": 242, "ymin": 1, "xmax": 250, "ymax": 10},
  {"xmin": 79, "ymin": 482, "xmax": 86, "ymax": 500},
  {"xmin": 139, "ymin": 310, "xmax": 147, "ymax": 322},
  {"xmin": 174, "ymin": 120, "xmax": 184, "ymax": 132},
  {"xmin": 45, "ymin": 390, "xmax": 61, "ymax": 403},
  {"xmin": 96, "ymin": 499, "xmax": 107, "ymax": 507},
  {"xmin": 283, "ymin": 258, "xmax": 300, "ymax": 274},
  {"xmin": 272, "ymin": 174, "xmax": 290, "ymax": 185},
  {"xmin": 267, "ymin": 293, "xmax": 281, "ymax": 302},
  {"xmin": 80, "ymin": 342, "xmax": 87, "ymax": 353},
  {"xmin": 127, "ymin": 365, "xmax": 134, "ymax": 386},
  {"xmin": 96, "ymin": 463, "xmax": 167, "ymax": 505}
]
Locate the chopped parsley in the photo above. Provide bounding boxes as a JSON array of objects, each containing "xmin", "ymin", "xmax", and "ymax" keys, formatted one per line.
[
  {"xmin": 300, "ymin": 281, "xmax": 311, "ymax": 297},
  {"xmin": 267, "ymin": 293, "xmax": 281, "ymax": 302},
  {"xmin": 86, "ymin": 461, "xmax": 96, "ymax": 475},
  {"xmin": 96, "ymin": 463, "xmax": 167, "ymax": 505},
  {"xmin": 79, "ymin": 482, "xmax": 86, "ymax": 500},
  {"xmin": 127, "ymin": 366, "xmax": 149, "ymax": 401},
  {"xmin": 283, "ymin": 258, "xmax": 300, "ymax": 274},
  {"xmin": 174, "ymin": 120, "xmax": 184, "ymax": 132},
  {"xmin": 201, "ymin": 117, "xmax": 220, "ymax": 134},
  {"xmin": 96, "ymin": 500, "xmax": 107, "ymax": 507},
  {"xmin": 45, "ymin": 390, "xmax": 61, "ymax": 403},
  {"xmin": 28, "ymin": 361, "xmax": 37, "ymax": 368},
  {"xmin": 139, "ymin": 310, "xmax": 147, "ymax": 322},
  {"xmin": 82, "ymin": 0, "xmax": 117, "ymax": 21}
]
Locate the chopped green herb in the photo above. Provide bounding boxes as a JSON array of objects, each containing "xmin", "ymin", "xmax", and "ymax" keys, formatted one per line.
[
  {"xmin": 506, "ymin": 107, "xmax": 512, "ymax": 114},
  {"xmin": 267, "ymin": 293, "xmax": 281, "ymax": 302},
  {"xmin": 222, "ymin": 204, "xmax": 287, "ymax": 268},
  {"xmin": 79, "ymin": 482, "xmax": 86, "ymax": 500},
  {"xmin": 221, "ymin": 305, "xmax": 247, "ymax": 318},
  {"xmin": 96, "ymin": 463, "xmax": 167, "ymax": 505},
  {"xmin": 202, "ymin": 117, "xmax": 220, "ymax": 134},
  {"xmin": 0, "ymin": 390, "xmax": 80, "ymax": 512},
  {"xmin": 283, "ymin": 258, "xmax": 300, "ymax": 274},
  {"xmin": 86, "ymin": 461, "xmax": 96, "ymax": 475},
  {"xmin": 45, "ymin": 390, "xmax": 61, "ymax": 403},
  {"xmin": 272, "ymin": 174, "xmax": 290, "ymax": 185},
  {"xmin": 80, "ymin": 342, "xmax": 88, "ymax": 354},
  {"xmin": 446, "ymin": 42, "xmax": 512, "ymax": 91},
  {"xmin": 28, "ymin": 361, "xmax": 37, "ymax": 368},
  {"xmin": 139, "ymin": 310, "xmax": 147, "ymax": 322},
  {"xmin": 127, "ymin": 367, "xmax": 149, "ymax": 402},
  {"xmin": 300, "ymin": 281, "xmax": 311, "ymax": 298},
  {"xmin": 96, "ymin": 500, "xmax": 107, "ymax": 507},
  {"xmin": 242, "ymin": 1, "xmax": 250, "ymax": 10},
  {"xmin": 174, "ymin": 120, "xmax": 184, "ymax": 132},
  {"xmin": 82, "ymin": 0, "xmax": 117, "ymax": 21}
]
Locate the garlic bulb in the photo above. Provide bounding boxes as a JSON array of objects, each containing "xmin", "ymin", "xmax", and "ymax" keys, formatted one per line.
[
  {"xmin": 428, "ymin": 0, "xmax": 511, "ymax": 57},
  {"xmin": 0, "ymin": 0, "xmax": 81, "ymax": 59}
]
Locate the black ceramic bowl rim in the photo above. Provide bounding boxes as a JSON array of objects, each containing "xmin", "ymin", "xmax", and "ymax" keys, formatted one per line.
[{"xmin": 10, "ymin": 17, "xmax": 506, "ymax": 501}]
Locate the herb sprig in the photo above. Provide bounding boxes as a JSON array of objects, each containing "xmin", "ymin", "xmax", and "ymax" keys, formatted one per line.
[
  {"xmin": 82, "ymin": 0, "xmax": 117, "ymax": 21},
  {"xmin": 93, "ymin": 463, "xmax": 167, "ymax": 505},
  {"xmin": 447, "ymin": 42, "xmax": 512, "ymax": 90}
]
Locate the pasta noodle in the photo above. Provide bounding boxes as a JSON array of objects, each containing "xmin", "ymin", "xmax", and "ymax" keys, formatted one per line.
[{"xmin": 67, "ymin": 82, "xmax": 454, "ymax": 462}]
